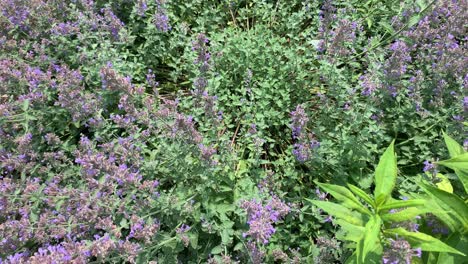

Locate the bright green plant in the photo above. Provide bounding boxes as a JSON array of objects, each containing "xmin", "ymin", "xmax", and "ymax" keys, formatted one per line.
[
  {"xmin": 414, "ymin": 132, "xmax": 468, "ymax": 264},
  {"xmin": 309, "ymin": 141, "xmax": 466, "ymax": 264}
]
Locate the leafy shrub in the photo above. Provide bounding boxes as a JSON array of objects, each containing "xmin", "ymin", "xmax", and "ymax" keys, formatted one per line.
[{"xmin": 0, "ymin": 0, "xmax": 466, "ymax": 263}]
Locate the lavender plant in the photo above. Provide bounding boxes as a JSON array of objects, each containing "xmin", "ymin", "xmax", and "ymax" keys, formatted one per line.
[{"xmin": 0, "ymin": 0, "xmax": 466, "ymax": 262}]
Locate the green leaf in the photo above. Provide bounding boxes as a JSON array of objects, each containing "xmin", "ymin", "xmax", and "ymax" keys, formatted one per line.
[
  {"xmin": 443, "ymin": 132, "xmax": 465, "ymax": 157},
  {"xmin": 420, "ymin": 183, "xmax": 468, "ymax": 231},
  {"xmin": 435, "ymin": 173, "xmax": 453, "ymax": 193},
  {"xmin": 453, "ymin": 169, "xmax": 468, "ymax": 195},
  {"xmin": 436, "ymin": 233, "xmax": 468, "ymax": 264},
  {"xmin": 378, "ymin": 199, "xmax": 426, "ymax": 211},
  {"xmin": 408, "ymin": 14, "xmax": 421, "ymax": 28},
  {"xmin": 437, "ymin": 153, "xmax": 468, "ymax": 171},
  {"xmin": 211, "ymin": 245, "xmax": 223, "ymax": 255},
  {"xmin": 335, "ymin": 219, "xmax": 365, "ymax": 242},
  {"xmin": 357, "ymin": 215, "xmax": 382, "ymax": 264},
  {"xmin": 374, "ymin": 140, "xmax": 397, "ymax": 206},
  {"xmin": 438, "ymin": 137, "xmax": 468, "ymax": 192},
  {"xmin": 316, "ymin": 182, "xmax": 371, "ymax": 215},
  {"xmin": 416, "ymin": 195, "xmax": 462, "ymax": 232},
  {"xmin": 385, "ymin": 228, "xmax": 466, "ymax": 256},
  {"xmin": 381, "ymin": 207, "xmax": 429, "ymax": 222},
  {"xmin": 348, "ymin": 184, "xmax": 375, "ymax": 208},
  {"xmin": 308, "ymin": 200, "xmax": 365, "ymax": 226},
  {"xmin": 345, "ymin": 252, "xmax": 357, "ymax": 264}
]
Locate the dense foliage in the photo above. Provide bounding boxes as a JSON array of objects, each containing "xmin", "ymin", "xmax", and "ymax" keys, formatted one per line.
[{"xmin": 0, "ymin": 0, "xmax": 467, "ymax": 263}]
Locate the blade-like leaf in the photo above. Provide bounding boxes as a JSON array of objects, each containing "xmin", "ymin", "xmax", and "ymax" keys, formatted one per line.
[
  {"xmin": 437, "ymin": 153, "xmax": 468, "ymax": 171},
  {"xmin": 378, "ymin": 199, "xmax": 426, "ymax": 211},
  {"xmin": 308, "ymin": 200, "xmax": 365, "ymax": 226},
  {"xmin": 413, "ymin": 194, "xmax": 463, "ymax": 232},
  {"xmin": 436, "ymin": 233, "xmax": 468, "ymax": 264},
  {"xmin": 420, "ymin": 183, "xmax": 468, "ymax": 230},
  {"xmin": 453, "ymin": 168, "xmax": 468, "ymax": 195},
  {"xmin": 347, "ymin": 184, "xmax": 375, "ymax": 208},
  {"xmin": 441, "ymin": 133, "xmax": 468, "ymax": 193},
  {"xmin": 374, "ymin": 141, "xmax": 397, "ymax": 206},
  {"xmin": 316, "ymin": 182, "xmax": 371, "ymax": 215},
  {"xmin": 443, "ymin": 132, "xmax": 465, "ymax": 157},
  {"xmin": 357, "ymin": 215, "xmax": 382, "ymax": 264},
  {"xmin": 434, "ymin": 173, "xmax": 453, "ymax": 193},
  {"xmin": 335, "ymin": 219, "xmax": 365, "ymax": 242},
  {"xmin": 385, "ymin": 228, "xmax": 465, "ymax": 256},
  {"xmin": 381, "ymin": 207, "xmax": 429, "ymax": 222}
]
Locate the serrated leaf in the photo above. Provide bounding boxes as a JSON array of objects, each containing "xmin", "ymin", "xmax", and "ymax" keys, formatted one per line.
[
  {"xmin": 374, "ymin": 141, "xmax": 397, "ymax": 206},
  {"xmin": 348, "ymin": 184, "xmax": 375, "ymax": 208},
  {"xmin": 308, "ymin": 199, "xmax": 365, "ymax": 226},
  {"xmin": 379, "ymin": 21, "xmax": 394, "ymax": 34},
  {"xmin": 316, "ymin": 182, "xmax": 371, "ymax": 215},
  {"xmin": 408, "ymin": 15, "xmax": 421, "ymax": 28},
  {"xmin": 385, "ymin": 228, "xmax": 465, "ymax": 256}
]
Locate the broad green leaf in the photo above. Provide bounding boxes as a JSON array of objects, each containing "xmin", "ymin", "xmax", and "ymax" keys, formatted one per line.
[
  {"xmin": 211, "ymin": 245, "xmax": 223, "ymax": 255},
  {"xmin": 308, "ymin": 200, "xmax": 365, "ymax": 226},
  {"xmin": 437, "ymin": 153, "xmax": 468, "ymax": 171},
  {"xmin": 316, "ymin": 182, "xmax": 371, "ymax": 215},
  {"xmin": 335, "ymin": 219, "xmax": 365, "ymax": 242},
  {"xmin": 421, "ymin": 183, "xmax": 468, "ymax": 231},
  {"xmin": 453, "ymin": 169, "xmax": 468, "ymax": 195},
  {"xmin": 435, "ymin": 173, "xmax": 453, "ymax": 193},
  {"xmin": 418, "ymin": 195, "xmax": 462, "ymax": 232},
  {"xmin": 436, "ymin": 233, "xmax": 468, "ymax": 264},
  {"xmin": 357, "ymin": 215, "xmax": 382, "ymax": 264},
  {"xmin": 374, "ymin": 141, "xmax": 397, "ymax": 206},
  {"xmin": 385, "ymin": 228, "xmax": 465, "ymax": 256},
  {"xmin": 378, "ymin": 199, "xmax": 425, "ymax": 211},
  {"xmin": 345, "ymin": 252, "xmax": 357, "ymax": 264},
  {"xmin": 347, "ymin": 184, "xmax": 375, "ymax": 208},
  {"xmin": 381, "ymin": 207, "xmax": 429, "ymax": 222},
  {"xmin": 443, "ymin": 132, "xmax": 465, "ymax": 157}
]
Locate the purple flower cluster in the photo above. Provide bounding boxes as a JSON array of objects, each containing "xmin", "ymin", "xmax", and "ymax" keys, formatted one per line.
[
  {"xmin": 55, "ymin": 65, "xmax": 101, "ymax": 123},
  {"xmin": 385, "ymin": 40, "xmax": 412, "ymax": 81},
  {"xmin": 426, "ymin": 214, "xmax": 449, "ymax": 235},
  {"xmin": 245, "ymin": 241, "xmax": 265, "ymax": 264},
  {"xmin": 136, "ymin": 0, "xmax": 148, "ymax": 17},
  {"xmin": 156, "ymin": 99, "xmax": 204, "ymax": 144},
  {"xmin": 240, "ymin": 197, "xmax": 290, "ymax": 244},
  {"xmin": 422, "ymin": 160, "xmax": 438, "ymax": 177},
  {"xmin": 373, "ymin": 0, "xmax": 468, "ymax": 110},
  {"xmin": 100, "ymin": 7, "xmax": 125, "ymax": 40},
  {"xmin": 382, "ymin": 238, "xmax": 421, "ymax": 264},
  {"xmin": 154, "ymin": 0, "xmax": 170, "ymax": 32},
  {"xmin": 389, "ymin": 207, "xmax": 420, "ymax": 232},
  {"xmin": 290, "ymin": 104, "xmax": 319, "ymax": 162},
  {"xmin": 176, "ymin": 224, "xmax": 191, "ymax": 247},
  {"xmin": 313, "ymin": 236, "xmax": 340, "ymax": 263},
  {"xmin": 192, "ymin": 33, "xmax": 211, "ymax": 95}
]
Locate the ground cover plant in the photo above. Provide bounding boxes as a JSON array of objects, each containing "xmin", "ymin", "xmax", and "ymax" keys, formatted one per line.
[{"xmin": 0, "ymin": 0, "xmax": 467, "ymax": 263}]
